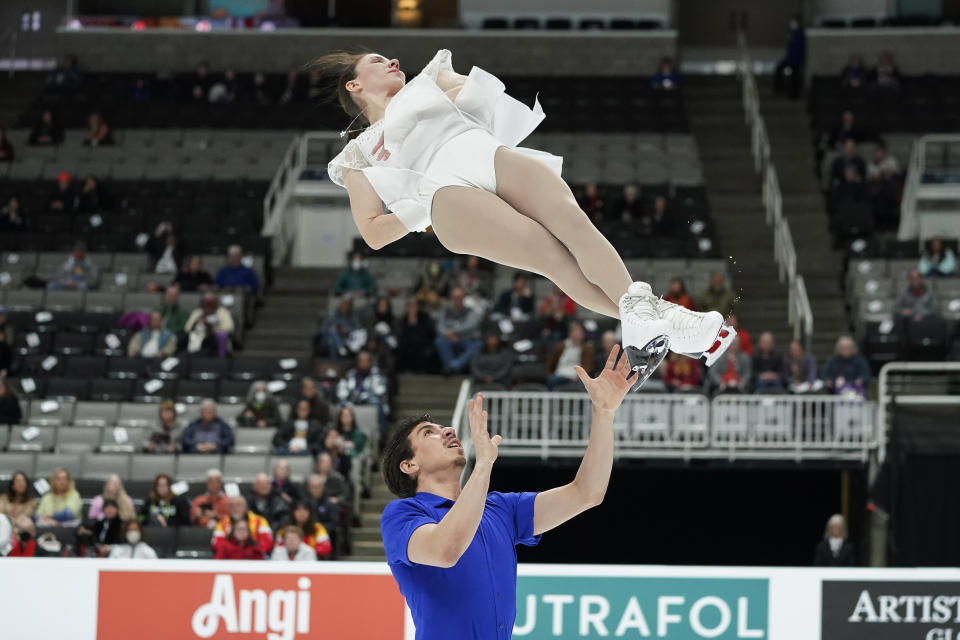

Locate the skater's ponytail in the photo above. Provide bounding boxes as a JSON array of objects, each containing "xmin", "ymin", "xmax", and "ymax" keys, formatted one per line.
[{"xmin": 305, "ymin": 50, "xmax": 370, "ymax": 140}]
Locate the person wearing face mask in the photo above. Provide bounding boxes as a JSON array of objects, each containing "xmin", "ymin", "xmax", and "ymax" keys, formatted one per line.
[
  {"xmin": 237, "ymin": 380, "xmax": 282, "ymax": 428},
  {"xmin": 108, "ymin": 521, "xmax": 158, "ymax": 559},
  {"xmin": 414, "ymin": 259, "xmax": 451, "ymax": 309},
  {"xmin": 333, "ymin": 251, "xmax": 378, "ymax": 298},
  {"xmin": 185, "ymin": 292, "xmax": 234, "ymax": 357}
]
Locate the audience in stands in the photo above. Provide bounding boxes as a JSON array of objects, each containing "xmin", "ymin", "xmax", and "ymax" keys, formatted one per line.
[
  {"xmin": 185, "ymin": 292, "xmax": 234, "ymax": 357},
  {"xmin": 159, "ymin": 284, "xmax": 189, "ymax": 335},
  {"xmin": 538, "ymin": 284, "xmax": 574, "ymax": 343},
  {"xmin": 334, "ymin": 252, "xmax": 377, "ymax": 298},
  {"xmin": 181, "ymin": 399, "xmax": 235, "ymax": 453},
  {"xmin": 822, "ymin": 336, "xmax": 871, "ymax": 397},
  {"xmin": 127, "ymin": 310, "xmax": 177, "ymax": 358},
  {"xmin": 8, "ymin": 517, "xmax": 37, "ymax": 557},
  {"xmin": 213, "ymin": 495, "xmax": 274, "ymax": 555},
  {"xmin": 0, "ymin": 128, "xmax": 13, "ymax": 162},
  {"xmin": 773, "ymin": 16, "xmax": 805, "ymax": 99},
  {"xmin": 236, "ymin": 380, "xmax": 282, "ymax": 428},
  {"xmin": 0, "ymin": 379, "xmax": 21, "ymax": 425},
  {"xmin": 471, "ymin": 332, "xmax": 514, "ymax": 387},
  {"xmin": 190, "ymin": 469, "xmax": 229, "ymax": 528},
  {"xmin": 295, "ymin": 377, "xmax": 332, "ymax": 425},
  {"xmin": 699, "ymin": 272, "xmax": 737, "ymax": 316},
  {"xmin": 304, "ymin": 474, "xmax": 339, "ymax": 542},
  {"xmin": 146, "ymin": 222, "xmax": 183, "ymax": 274},
  {"xmin": 29, "ymin": 110, "xmax": 64, "ymax": 146},
  {"xmin": 840, "ymin": 54, "xmax": 868, "ymax": 89},
  {"xmin": 273, "ymin": 399, "xmax": 324, "ymax": 456},
  {"xmin": 175, "ymin": 255, "xmax": 214, "ymax": 292},
  {"xmin": 214, "ymin": 518, "xmax": 264, "ymax": 560},
  {"xmin": 706, "ymin": 336, "xmax": 752, "ymax": 395},
  {"xmin": 0, "ymin": 195, "xmax": 26, "ymax": 231},
  {"xmin": 75, "ymin": 175, "xmax": 112, "ymax": 213},
  {"xmin": 396, "ymin": 298, "xmax": 437, "ymax": 373},
  {"xmin": 829, "ymin": 138, "xmax": 867, "ymax": 188},
  {"xmin": 594, "ymin": 331, "xmax": 618, "ymax": 376},
  {"xmin": 0, "ymin": 327, "xmax": 11, "ymax": 377},
  {"xmin": 455, "ymin": 255, "xmax": 493, "ymax": 300},
  {"xmin": 140, "ymin": 473, "xmax": 190, "ymax": 527},
  {"xmin": 47, "ymin": 172, "xmax": 75, "ymax": 211},
  {"xmin": 435, "ymin": 287, "xmax": 484, "ymax": 375},
  {"xmin": 364, "ymin": 296, "xmax": 398, "ymax": 353},
  {"xmin": 216, "ymin": 245, "xmax": 260, "ymax": 293},
  {"xmin": 35, "ymin": 468, "xmax": 82, "ymax": 527},
  {"xmin": 725, "ymin": 314, "xmax": 752, "ymax": 354},
  {"xmin": 270, "ymin": 525, "xmax": 317, "ymax": 561},
  {"xmin": 246, "ymin": 473, "xmax": 289, "ymax": 528},
  {"xmin": 640, "ymin": 195, "xmax": 675, "ymax": 237},
  {"xmin": 919, "ymin": 237, "xmax": 957, "ymax": 278},
  {"xmin": 323, "ymin": 429, "xmax": 353, "ymax": 480},
  {"xmin": 336, "ymin": 405, "xmax": 369, "ymax": 494},
  {"xmin": 275, "ymin": 502, "xmax": 332, "ymax": 559},
  {"xmin": 650, "ymin": 57, "xmax": 682, "ymax": 90},
  {"xmin": 814, "ymin": 514, "xmax": 855, "ymax": 566},
  {"xmin": 88, "ymin": 474, "xmax": 137, "ymax": 522},
  {"xmin": 783, "ymin": 340, "xmax": 818, "ymax": 393},
  {"xmin": 188, "ymin": 61, "xmax": 212, "ymax": 101},
  {"xmin": 279, "ymin": 69, "xmax": 304, "ymax": 103},
  {"xmin": 83, "ymin": 112, "xmax": 114, "ymax": 147},
  {"xmin": 865, "ymin": 140, "xmax": 901, "ymax": 228},
  {"xmin": 752, "ymin": 332, "xmax": 786, "ymax": 392},
  {"xmin": 209, "ymin": 69, "xmax": 240, "ymax": 103},
  {"xmin": 545, "ymin": 322, "xmax": 594, "ymax": 391},
  {"xmin": 825, "ymin": 111, "xmax": 867, "ymax": 151},
  {"xmin": 414, "ymin": 259, "xmax": 452, "ymax": 309},
  {"xmin": 89, "ymin": 498, "xmax": 126, "ymax": 556},
  {"xmin": 613, "ymin": 185, "xmax": 642, "ymax": 222},
  {"xmin": 664, "ymin": 278, "xmax": 696, "ymax": 310},
  {"xmin": 45, "ymin": 55, "xmax": 82, "ymax": 94},
  {"xmin": 494, "ymin": 272, "xmax": 535, "ymax": 320},
  {"xmin": 48, "ymin": 242, "xmax": 99, "ymax": 291},
  {"xmin": 251, "ymin": 72, "xmax": 271, "ymax": 104},
  {"xmin": 869, "ymin": 52, "xmax": 901, "ymax": 90},
  {"xmin": 664, "ymin": 352, "xmax": 701, "ymax": 392},
  {"xmin": 0, "ymin": 472, "xmax": 37, "ymax": 522},
  {"xmin": 336, "ymin": 351, "xmax": 389, "ymax": 433},
  {"xmin": 578, "ymin": 183, "xmax": 604, "ymax": 221},
  {"xmin": 315, "ymin": 451, "xmax": 350, "ymax": 508},
  {"xmin": 107, "ymin": 521, "xmax": 157, "ymax": 559},
  {"xmin": 272, "ymin": 460, "xmax": 303, "ymax": 506},
  {"xmin": 317, "ymin": 297, "xmax": 362, "ymax": 358},
  {"xmin": 131, "ymin": 77, "xmax": 152, "ymax": 101},
  {"xmin": 895, "ymin": 269, "xmax": 939, "ymax": 327},
  {"xmin": 146, "ymin": 399, "xmax": 179, "ymax": 454}
]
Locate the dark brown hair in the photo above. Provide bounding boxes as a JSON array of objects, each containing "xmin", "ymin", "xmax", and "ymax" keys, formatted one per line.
[
  {"xmin": 381, "ymin": 414, "xmax": 432, "ymax": 498},
  {"xmin": 305, "ymin": 50, "xmax": 371, "ymax": 139},
  {"xmin": 149, "ymin": 473, "xmax": 174, "ymax": 503}
]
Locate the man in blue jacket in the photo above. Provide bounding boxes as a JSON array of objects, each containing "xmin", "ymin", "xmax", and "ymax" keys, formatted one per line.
[
  {"xmin": 181, "ymin": 399, "xmax": 234, "ymax": 454},
  {"xmin": 215, "ymin": 245, "xmax": 259, "ymax": 292}
]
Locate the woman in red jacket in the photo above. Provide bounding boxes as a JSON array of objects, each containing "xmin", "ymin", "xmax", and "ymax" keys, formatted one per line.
[{"xmin": 214, "ymin": 518, "xmax": 264, "ymax": 560}]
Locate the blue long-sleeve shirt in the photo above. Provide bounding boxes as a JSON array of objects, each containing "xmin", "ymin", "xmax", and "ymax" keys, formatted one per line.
[
  {"xmin": 180, "ymin": 417, "xmax": 234, "ymax": 453},
  {"xmin": 216, "ymin": 265, "xmax": 260, "ymax": 292}
]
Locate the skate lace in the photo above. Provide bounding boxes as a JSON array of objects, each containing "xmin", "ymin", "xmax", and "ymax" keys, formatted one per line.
[
  {"xmin": 621, "ymin": 294, "xmax": 661, "ymax": 323},
  {"xmin": 656, "ymin": 298, "xmax": 706, "ymax": 339}
]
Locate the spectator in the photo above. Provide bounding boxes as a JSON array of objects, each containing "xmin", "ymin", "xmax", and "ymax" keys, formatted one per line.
[
  {"xmin": 829, "ymin": 138, "xmax": 867, "ymax": 189},
  {"xmin": 252, "ymin": 71, "xmax": 272, "ymax": 104},
  {"xmin": 317, "ymin": 297, "xmax": 362, "ymax": 358},
  {"xmin": 494, "ymin": 272, "xmax": 534, "ymax": 319},
  {"xmin": 108, "ymin": 521, "xmax": 158, "ymax": 559},
  {"xmin": 773, "ymin": 15, "xmax": 805, "ymax": 99},
  {"xmin": 295, "ymin": 377, "xmax": 332, "ymax": 425},
  {"xmin": 146, "ymin": 222, "xmax": 182, "ymax": 274},
  {"xmin": 271, "ymin": 525, "xmax": 318, "ymax": 561},
  {"xmin": 593, "ymin": 330, "xmax": 619, "ymax": 376},
  {"xmin": 29, "ymin": 109, "xmax": 64, "ymax": 146},
  {"xmin": 83, "ymin": 112, "xmax": 114, "ymax": 147},
  {"xmin": 91, "ymin": 499, "xmax": 125, "ymax": 556},
  {"xmin": 539, "ymin": 283, "xmax": 576, "ymax": 323},
  {"xmin": 88, "ymin": 474, "xmax": 137, "ymax": 522},
  {"xmin": 175, "ymin": 255, "xmax": 214, "ymax": 292},
  {"xmin": 643, "ymin": 195, "xmax": 675, "ymax": 237},
  {"xmin": 45, "ymin": 55, "xmax": 82, "ymax": 94},
  {"xmin": 414, "ymin": 259, "xmax": 451, "ymax": 309},
  {"xmin": 365, "ymin": 295, "xmax": 397, "ymax": 347},
  {"xmin": 0, "ymin": 471, "xmax": 37, "ymax": 522},
  {"xmin": 245, "ymin": 473, "xmax": 289, "ymax": 528},
  {"xmin": 274, "ymin": 502, "xmax": 332, "ymax": 558},
  {"xmin": 895, "ymin": 269, "xmax": 939, "ymax": 324},
  {"xmin": 127, "ymin": 310, "xmax": 177, "ymax": 358},
  {"xmin": 752, "ymin": 332, "xmax": 785, "ymax": 392},
  {"xmin": 322, "ymin": 428, "xmax": 353, "ymax": 480},
  {"xmin": 782, "ymin": 340, "xmax": 818, "ymax": 392},
  {"xmin": 333, "ymin": 252, "xmax": 377, "ymax": 297},
  {"xmin": 826, "ymin": 110, "xmax": 867, "ymax": 151},
  {"xmin": 48, "ymin": 242, "xmax": 99, "ymax": 291},
  {"xmin": 869, "ymin": 51, "xmax": 900, "ymax": 89},
  {"xmin": 0, "ymin": 127, "xmax": 13, "ymax": 162},
  {"xmin": 822, "ymin": 336, "xmax": 871, "ymax": 397},
  {"xmin": 650, "ymin": 57, "xmax": 681, "ymax": 90},
  {"xmin": 159, "ymin": 284, "xmax": 189, "ymax": 335},
  {"xmin": 209, "ymin": 69, "xmax": 239, "ymax": 103},
  {"xmin": 304, "ymin": 474, "xmax": 340, "ymax": 541},
  {"xmin": 214, "ymin": 518, "xmax": 265, "ymax": 560},
  {"xmin": 578, "ymin": 182, "xmax": 604, "ymax": 221},
  {"xmin": 8, "ymin": 517, "xmax": 37, "ymax": 557},
  {"xmin": 866, "ymin": 140, "xmax": 900, "ymax": 181},
  {"xmin": 181, "ymin": 399, "xmax": 234, "ymax": 454},
  {"xmin": 35, "ymin": 468, "xmax": 82, "ymax": 526},
  {"xmin": 273, "ymin": 399, "xmax": 325, "ymax": 456},
  {"xmin": 0, "ymin": 379, "xmax": 22, "ymax": 425},
  {"xmin": 146, "ymin": 399, "xmax": 179, "ymax": 454},
  {"xmin": 0, "ymin": 326, "xmax": 11, "ymax": 377},
  {"xmin": 814, "ymin": 514, "xmax": 855, "ymax": 566},
  {"xmin": 213, "ymin": 496, "xmax": 274, "ymax": 556},
  {"xmin": 919, "ymin": 237, "xmax": 957, "ymax": 278},
  {"xmin": 336, "ymin": 351, "xmax": 390, "ymax": 433},
  {"xmin": 613, "ymin": 185, "xmax": 642, "ymax": 222},
  {"xmin": 663, "ymin": 278, "xmax": 696, "ymax": 310},
  {"xmin": 272, "ymin": 460, "xmax": 304, "ymax": 506},
  {"xmin": 216, "ymin": 245, "xmax": 260, "ymax": 293},
  {"xmin": 866, "ymin": 140, "xmax": 901, "ymax": 228},
  {"xmin": 663, "ymin": 352, "xmax": 701, "ymax": 392},
  {"xmin": 471, "ymin": 332, "xmax": 514, "ymax": 386},
  {"xmin": 315, "ymin": 452, "xmax": 351, "ymax": 508},
  {"xmin": 396, "ymin": 298, "xmax": 437, "ymax": 373},
  {"xmin": 47, "ymin": 172, "xmax": 75, "ymax": 211},
  {"xmin": 725, "ymin": 313, "xmax": 753, "ymax": 354},
  {"xmin": 840, "ymin": 54, "xmax": 868, "ymax": 89},
  {"xmin": 706, "ymin": 336, "xmax": 752, "ymax": 395},
  {"xmin": 75, "ymin": 175, "xmax": 112, "ymax": 213},
  {"xmin": 336, "ymin": 405, "xmax": 369, "ymax": 494},
  {"xmin": 185, "ymin": 292, "xmax": 234, "ymax": 357},
  {"xmin": 236, "ymin": 380, "xmax": 282, "ymax": 428},
  {"xmin": 188, "ymin": 60, "xmax": 212, "ymax": 101},
  {"xmin": 190, "ymin": 469, "xmax": 229, "ymax": 528},
  {"xmin": 545, "ymin": 322, "xmax": 595, "ymax": 391},
  {"xmin": 698, "ymin": 272, "xmax": 737, "ymax": 316},
  {"xmin": 0, "ymin": 195, "xmax": 26, "ymax": 231},
  {"xmin": 279, "ymin": 69, "xmax": 303, "ymax": 103},
  {"xmin": 131, "ymin": 77, "xmax": 152, "ymax": 101},
  {"xmin": 435, "ymin": 287, "xmax": 483, "ymax": 374},
  {"xmin": 139, "ymin": 473, "xmax": 190, "ymax": 527},
  {"xmin": 455, "ymin": 255, "xmax": 493, "ymax": 300}
]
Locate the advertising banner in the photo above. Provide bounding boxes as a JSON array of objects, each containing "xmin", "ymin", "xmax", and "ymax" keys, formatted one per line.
[{"xmin": 822, "ymin": 580, "xmax": 960, "ymax": 640}]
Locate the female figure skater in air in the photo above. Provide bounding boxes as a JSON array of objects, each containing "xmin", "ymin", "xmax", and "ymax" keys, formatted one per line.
[{"xmin": 316, "ymin": 49, "xmax": 736, "ymax": 387}]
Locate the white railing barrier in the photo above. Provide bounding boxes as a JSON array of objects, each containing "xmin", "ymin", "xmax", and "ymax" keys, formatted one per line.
[
  {"xmin": 261, "ymin": 134, "xmax": 304, "ymax": 265},
  {"xmin": 897, "ymin": 134, "xmax": 960, "ymax": 240}
]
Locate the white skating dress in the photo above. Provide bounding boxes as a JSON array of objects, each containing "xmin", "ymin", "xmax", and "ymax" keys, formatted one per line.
[{"xmin": 327, "ymin": 49, "xmax": 563, "ymax": 233}]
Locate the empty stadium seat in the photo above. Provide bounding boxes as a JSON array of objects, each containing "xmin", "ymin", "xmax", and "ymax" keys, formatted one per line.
[
  {"xmin": 144, "ymin": 526, "xmax": 177, "ymax": 558},
  {"xmin": 26, "ymin": 399, "xmax": 75, "ymax": 426},
  {"xmin": 100, "ymin": 425, "xmax": 148, "ymax": 453},
  {"xmin": 176, "ymin": 455, "xmax": 223, "ymax": 481},
  {"xmin": 57, "ymin": 427, "xmax": 104, "ymax": 454},
  {"xmin": 175, "ymin": 527, "xmax": 214, "ymax": 559},
  {"xmin": 0, "ymin": 452, "xmax": 36, "ymax": 479},
  {"xmin": 234, "ymin": 429, "xmax": 275, "ymax": 455},
  {"xmin": 35, "ymin": 452, "xmax": 83, "ymax": 478},
  {"xmin": 223, "ymin": 454, "xmax": 268, "ymax": 482},
  {"xmin": 80, "ymin": 452, "xmax": 131, "ymax": 479},
  {"xmin": 72, "ymin": 401, "xmax": 120, "ymax": 427},
  {"xmin": 7, "ymin": 425, "xmax": 57, "ymax": 452},
  {"xmin": 127, "ymin": 454, "xmax": 176, "ymax": 481}
]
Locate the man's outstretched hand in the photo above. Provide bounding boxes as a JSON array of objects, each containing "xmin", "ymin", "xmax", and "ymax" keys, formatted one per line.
[
  {"xmin": 573, "ymin": 345, "xmax": 633, "ymax": 414},
  {"xmin": 468, "ymin": 392, "xmax": 501, "ymax": 468}
]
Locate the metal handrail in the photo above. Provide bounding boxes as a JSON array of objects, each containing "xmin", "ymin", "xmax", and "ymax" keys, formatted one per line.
[{"xmin": 897, "ymin": 134, "xmax": 960, "ymax": 240}]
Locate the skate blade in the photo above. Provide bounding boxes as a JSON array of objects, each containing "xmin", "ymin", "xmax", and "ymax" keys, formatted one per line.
[
  {"xmin": 624, "ymin": 335, "xmax": 670, "ymax": 392},
  {"xmin": 679, "ymin": 325, "xmax": 738, "ymax": 368}
]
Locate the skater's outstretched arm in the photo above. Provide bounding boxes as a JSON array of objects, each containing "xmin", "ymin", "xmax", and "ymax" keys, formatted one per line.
[
  {"xmin": 344, "ymin": 169, "xmax": 409, "ymax": 250},
  {"xmin": 532, "ymin": 345, "xmax": 632, "ymax": 535}
]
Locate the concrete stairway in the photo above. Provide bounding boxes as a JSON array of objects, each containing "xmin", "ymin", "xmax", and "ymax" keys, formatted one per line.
[
  {"xmin": 685, "ymin": 76, "xmax": 792, "ymax": 349},
  {"xmin": 757, "ymin": 84, "xmax": 850, "ymax": 363}
]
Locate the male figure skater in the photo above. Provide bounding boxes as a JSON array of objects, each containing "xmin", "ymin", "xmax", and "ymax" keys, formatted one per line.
[{"xmin": 380, "ymin": 345, "xmax": 633, "ymax": 639}]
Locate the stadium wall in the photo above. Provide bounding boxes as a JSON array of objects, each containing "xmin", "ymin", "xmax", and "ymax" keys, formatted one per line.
[{"xmin": 806, "ymin": 27, "xmax": 960, "ymax": 76}]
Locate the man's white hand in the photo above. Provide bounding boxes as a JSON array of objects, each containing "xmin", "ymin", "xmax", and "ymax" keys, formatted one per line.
[
  {"xmin": 468, "ymin": 392, "xmax": 501, "ymax": 467},
  {"xmin": 573, "ymin": 345, "xmax": 634, "ymax": 414}
]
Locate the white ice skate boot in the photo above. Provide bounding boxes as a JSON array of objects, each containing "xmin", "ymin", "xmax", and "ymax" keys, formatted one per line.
[
  {"xmin": 618, "ymin": 282, "xmax": 671, "ymax": 391},
  {"xmin": 652, "ymin": 296, "xmax": 736, "ymax": 367}
]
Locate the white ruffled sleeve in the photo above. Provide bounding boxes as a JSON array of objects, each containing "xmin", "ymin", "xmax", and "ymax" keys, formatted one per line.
[
  {"xmin": 327, "ymin": 140, "xmax": 370, "ymax": 187},
  {"xmin": 420, "ymin": 49, "xmax": 453, "ymax": 82}
]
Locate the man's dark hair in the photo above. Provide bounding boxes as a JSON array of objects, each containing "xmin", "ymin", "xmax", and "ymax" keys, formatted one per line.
[{"xmin": 382, "ymin": 413, "xmax": 433, "ymax": 498}]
